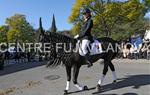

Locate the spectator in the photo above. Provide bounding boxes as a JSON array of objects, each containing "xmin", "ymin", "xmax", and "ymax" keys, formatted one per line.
[
  {"xmin": 0, "ymin": 52, "xmax": 5, "ymax": 70},
  {"xmin": 5, "ymin": 50, "xmax": 10, "ymax": 65},
  {"xmin": 27, "ymin": 52, "xmax": 31, "ymax": 62}
]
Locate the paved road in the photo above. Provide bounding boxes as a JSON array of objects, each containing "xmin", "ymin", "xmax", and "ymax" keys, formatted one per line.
[{"xmin": 0, "ymin": 59, "xmax": 150, "ymax": 95}]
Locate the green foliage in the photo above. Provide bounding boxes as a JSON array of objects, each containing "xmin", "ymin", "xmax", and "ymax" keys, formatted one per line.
[
  {"xmin": 112, "ymin": 17, "xmax": 149, "ymax": 40},
  {"xmin": 68, "ymin": 0, "xmax": 93, "ymax": 23},
  {"xmin": 71, "ymin": 22, "xmax": 82, "ymax": 36},
  {"xmin": 144, "ymin": 0, "xmax": 150, "ymax": 11},
  {"xmin": 6, "ymin": 14, "xmax": 34, "ymax": 43},
  {"xmin": 69, "ymin": 0, "xmax": 149, "ymax": 40},
  {"xmin": 0, "ymin": 25, "xmax": 9, "ymax": 42},
  {"xmin": 7, "ymin": 29, "xmax": 18, "ymax": 42}
]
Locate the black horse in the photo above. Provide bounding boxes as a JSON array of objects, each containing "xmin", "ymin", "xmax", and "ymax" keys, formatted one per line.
[{"xmin": 39, "ymin": 32, "xmax": 119, "ymax": 94}]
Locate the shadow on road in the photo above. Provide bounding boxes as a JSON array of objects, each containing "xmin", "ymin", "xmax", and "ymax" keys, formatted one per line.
[
  {"xmin": 67, "ymin": 87, "xmax": 96, "ymax": 94},
  {"xmin": 101, "ymin": 74, "xmax": 150, "ymax": 92},
  {"xmin": 93, "ymin": 93, "xmax": 138, "ymax": 95},
  {"xmin": 0, "ymin": 61, "xmax": 46, "ymax": 76},
  {"xmin": 92, "ymin": 74, "xmax": 150, "ymax": 95},
  {"xmin": 67, "ymin": 74, "xmax": 150, "ymax": 95}
]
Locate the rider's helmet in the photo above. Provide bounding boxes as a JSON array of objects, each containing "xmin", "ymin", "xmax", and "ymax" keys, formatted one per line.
[{"xmin": 82, "ymin": 8, "xmax": 91, "ymax": 14}]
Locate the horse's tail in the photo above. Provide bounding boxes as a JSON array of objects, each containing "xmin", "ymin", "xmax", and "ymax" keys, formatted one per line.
[
  {"xmin": 46, "ymin": 53, "xmax": 73, "ymax": 68},
  {"xmin": 46, "ymin": 58, "xmax": 62, "ymax": 68}
]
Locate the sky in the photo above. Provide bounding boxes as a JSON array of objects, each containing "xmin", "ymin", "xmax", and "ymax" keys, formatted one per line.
[
  {"xmin": 0, "ymin": 0, "xmax": 150, "ymax": 31},
  {"xmin": 0, "ymin": 0, "xmax": 75, "ymax": 31}
]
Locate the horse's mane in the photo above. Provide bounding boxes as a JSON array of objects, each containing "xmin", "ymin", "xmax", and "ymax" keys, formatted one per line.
[
  {"xmin": 49, "ymin": 32, "xmax": 76, "ymax": 43},
  {"xmin": 46, "ymin": 32, "xmax": 77, "ymax": 67}
]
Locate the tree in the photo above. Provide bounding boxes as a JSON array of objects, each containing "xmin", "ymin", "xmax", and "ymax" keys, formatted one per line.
[
  {"xmin": 35, "ymin": 17, "xmax": 45, "ymax": 42},
  {"xmin": 50, "ymin": 14, "xmax": 57, "ymax": 33},
  {"xmin": 143, "ymin": 0, "xmax": 150, "ymax": 11},
  {"xmin": 68, "ymin": 0, "xmax": 149, "ymax": 40},
  {"xmin": 0, "ymin": 25, "xmax": 9, "ymax": 42},
  {"xmin": 6, "ymin": 14, "xmax": 34, "ymax": 43},
  {"xmin": 111, "ymin": 18, "xmax": 149, "ymax": 40}
]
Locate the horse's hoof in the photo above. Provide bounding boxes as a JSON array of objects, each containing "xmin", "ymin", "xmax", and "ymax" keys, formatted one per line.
[
  {"xmin": 64, "ymin": 90, "xmax": 68, "ymax": 95},
  {"xmin": 83, "ymin": 86, "xmax": 89, "ymax": 90},
  {"xmin": 96, "ymin": 84, "xmax": 101, "ymax": 92}
]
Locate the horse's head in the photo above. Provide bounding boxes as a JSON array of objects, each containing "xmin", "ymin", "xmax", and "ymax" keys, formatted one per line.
[{"xmin": 38, "ymin": 31, "xmax": 50, "ymax": 43}]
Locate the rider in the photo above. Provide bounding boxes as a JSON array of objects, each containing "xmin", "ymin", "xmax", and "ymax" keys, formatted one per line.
[{"xmin": 77, "ymin": 8, "xmax": 93, "ymax": 68}]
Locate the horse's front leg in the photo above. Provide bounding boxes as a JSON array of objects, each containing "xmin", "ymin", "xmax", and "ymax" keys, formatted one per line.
[
  {"xmin": 64, "ymin": 65, "xmax": 71, "ymax": 94},
  {"xmin": 73, "ymin": 64, "xmax": 88, "ymax": 91}
]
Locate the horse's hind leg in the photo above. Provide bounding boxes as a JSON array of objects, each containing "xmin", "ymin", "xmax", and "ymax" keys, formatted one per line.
[
  {"xmin": 73, "ymin": 64, "xmax": 88, "ymax": 91},
  {"xmin": 109, "ymin": 61, "xmax": 117, "ymax": 83},
  {"xmin": 98, "ymin": 60, "xmax": 109, "ymax": 86},
  {"xmin": 96, "ymin": 60, "xmax": 109, "ymax": 91},
  {"xmin": 64, "ymin": 65, "xmax": 71, "ymax": 94}
]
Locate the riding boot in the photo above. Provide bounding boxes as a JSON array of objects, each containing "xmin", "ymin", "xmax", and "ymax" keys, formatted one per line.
[{"xmin": 85, "ymin": 53, "xmax": 93, "ymax": 68}]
